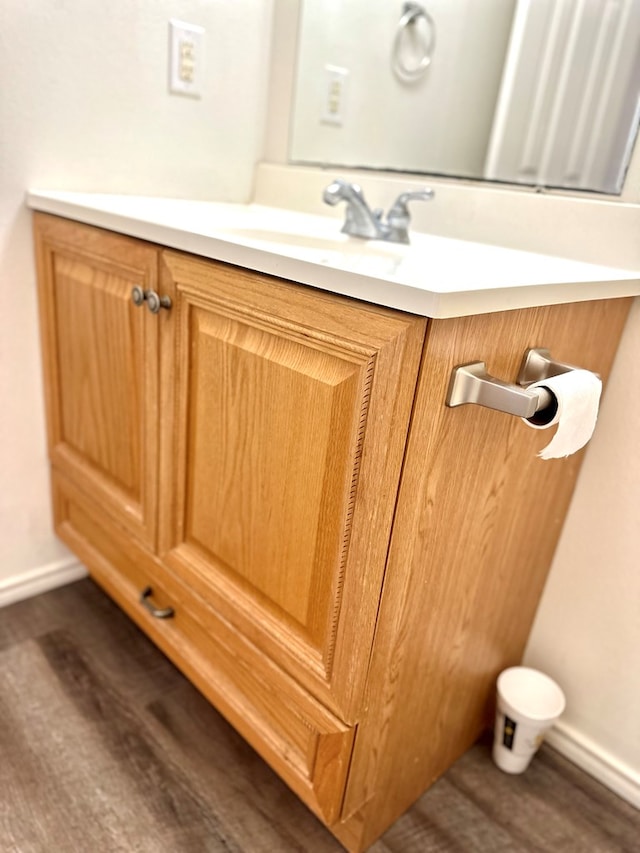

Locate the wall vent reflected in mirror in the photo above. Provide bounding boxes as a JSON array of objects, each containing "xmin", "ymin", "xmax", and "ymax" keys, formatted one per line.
[{"xmin": 290, "ymin": 0, "xmax": 640, "ymax": 194}]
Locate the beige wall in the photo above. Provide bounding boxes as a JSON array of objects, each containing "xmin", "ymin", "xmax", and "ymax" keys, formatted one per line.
[{"xmin": 0, "ymin": 0, "xmax": 272, "ymax": 597}]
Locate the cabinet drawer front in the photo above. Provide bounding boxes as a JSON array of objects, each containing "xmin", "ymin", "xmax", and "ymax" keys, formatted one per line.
[
  {"xmin": 158, "ymin": 252, "xmax": 426, "ymax": 720},
  {"xmin": 53, "ymin": 470, "xmax": 354, "ymax": 824},
  {"xmin": 34, "ymin": 214, "xmax": 160, "ymax": 550}
]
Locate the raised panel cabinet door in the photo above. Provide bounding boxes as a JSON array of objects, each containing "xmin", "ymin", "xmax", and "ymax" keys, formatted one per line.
[
  {"xmin": 34, "ymin": 214, "xmax": 161, "ymax": 549},
  {"xmin": 158, "ymin": 252, "xmax": 427, "ymax": 721}
]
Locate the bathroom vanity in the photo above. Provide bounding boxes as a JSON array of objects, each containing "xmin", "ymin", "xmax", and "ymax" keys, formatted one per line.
[{"xmin": 30, "ymin": 193, "xmax": 637, "ymax": 851}]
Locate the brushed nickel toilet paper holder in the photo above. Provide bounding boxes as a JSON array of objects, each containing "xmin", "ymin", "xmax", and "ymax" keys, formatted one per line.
[{"xmin": 446, "ymin": 348, "xmax": 580, "ymax": 421}]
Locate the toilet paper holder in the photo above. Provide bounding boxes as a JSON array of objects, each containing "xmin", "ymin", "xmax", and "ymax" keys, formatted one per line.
[{"xmin": 446, "ymin": 348, "xmax": 582, "ymax": 421}]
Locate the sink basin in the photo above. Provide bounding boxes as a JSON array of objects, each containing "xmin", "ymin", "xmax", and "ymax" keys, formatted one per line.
[
  {"xmin": 213, "ymin": 226, "xmax": 397, "ymax": 255},
  {"xmin": 214, "ymin": 213, "xmax": 412, "ymax": 277}
]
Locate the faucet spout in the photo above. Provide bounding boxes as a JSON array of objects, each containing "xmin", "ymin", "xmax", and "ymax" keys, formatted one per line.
[{"xmin": 323, "ymin": 179, "xmax": 384, "ymax": 240}]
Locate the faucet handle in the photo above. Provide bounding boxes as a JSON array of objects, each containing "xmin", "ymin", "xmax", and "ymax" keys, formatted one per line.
[
  {"xmin": 323, "ymin": 178, "xmax": 364, "ymax": 205},
  {"xmin": 389, "ymin": 188, "xmax": 434, "ymax": 215},
  {"xmin": 386, "ymin": 188, "xmax": 434, "ymax": 244}
]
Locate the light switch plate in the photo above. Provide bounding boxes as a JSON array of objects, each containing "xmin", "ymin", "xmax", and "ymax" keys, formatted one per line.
[
  {"xmin": 169, "ymin": 19, "xmax": 205, "ymax": 98},
  {"xmin": 321, "ymin": 65, "xmax": 349, "ymax": 126}
]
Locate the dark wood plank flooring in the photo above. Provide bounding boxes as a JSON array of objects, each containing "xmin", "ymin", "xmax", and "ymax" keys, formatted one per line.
[{"xmin": 0, "ymin": 578, "xmax": 637, "ymax": 852}]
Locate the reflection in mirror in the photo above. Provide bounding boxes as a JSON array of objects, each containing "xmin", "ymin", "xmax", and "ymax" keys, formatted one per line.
[{"xmin": 290, "ymin": 0, "xmax": 640, "ymax": 194}]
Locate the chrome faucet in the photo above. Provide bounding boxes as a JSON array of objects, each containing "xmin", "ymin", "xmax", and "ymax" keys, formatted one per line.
[
  {"xmin": 323, "ymin": 180, "xmax": 383, "ymax": 239},
  {"xmin": 323, "ymin": 179, "xmax": 433, "ymax": 244}
]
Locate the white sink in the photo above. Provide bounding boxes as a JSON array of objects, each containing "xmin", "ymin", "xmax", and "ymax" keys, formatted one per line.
[
  {"xmin": 214, "ymin": 217, "xmax": 412, "ymax": 278},
  {"xmin": 213, "ymin": 226, "xmax": 394, "ymax": 255}
]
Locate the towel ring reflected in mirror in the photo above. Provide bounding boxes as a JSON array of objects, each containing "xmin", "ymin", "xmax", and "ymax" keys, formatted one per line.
[{"xmin": 392, "ymin": 2, "xmax": 436, "ymax": 83}]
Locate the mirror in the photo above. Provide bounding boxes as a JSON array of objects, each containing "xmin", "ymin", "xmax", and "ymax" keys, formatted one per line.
[{"xmin": 289, "ymin": 0, "xmax": 640, "ymax": 194}]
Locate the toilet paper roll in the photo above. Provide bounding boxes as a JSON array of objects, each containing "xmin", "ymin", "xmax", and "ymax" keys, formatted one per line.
[{"xmin": 523, "ymin": 369, "xmax": 602, "ymax": 460}]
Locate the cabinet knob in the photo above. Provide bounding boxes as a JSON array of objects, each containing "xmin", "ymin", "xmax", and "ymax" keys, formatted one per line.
[
  {"xmin": 145, "ymin": 290, "xmax": 172, "ymax": 314},
  {"xmin": 139, "ymin": 585, "xmax": 175, "ymax": 619},
  {"xmin": 131, "ymin": 285, "xmax": 147, "ymax": 306},
  {"xmin": 131, "ymin": 286, "xmax": 171, "ymax": 313}
]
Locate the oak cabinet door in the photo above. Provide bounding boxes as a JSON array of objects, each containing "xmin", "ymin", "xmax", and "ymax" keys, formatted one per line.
[
  {"xmin": 34, "ymin": 214, "xmax": 160, "ymax": 549},
  {"xmin": 159, "ymin": 252, "xmax": 426, "ymax": 721}
]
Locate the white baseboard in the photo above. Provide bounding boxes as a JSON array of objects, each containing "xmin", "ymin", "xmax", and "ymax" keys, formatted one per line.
[
  {"xmin": 0, "ymin": 557, "xmax": 87, "ymax": 608},
  {"xmin": 546, "ymin": 721, "xmax": 640, "ymax": 810}
]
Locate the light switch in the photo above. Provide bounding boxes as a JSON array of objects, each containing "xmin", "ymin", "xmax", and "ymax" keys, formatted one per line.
[{"xmin": 169, "ymin": 19, "xmax": 205, "ymax": 98}]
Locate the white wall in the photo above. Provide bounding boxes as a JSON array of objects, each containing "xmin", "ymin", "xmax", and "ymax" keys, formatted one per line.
[{"xmin": 0, "ymin": 0, "xmax": 272, "ymax": 599}]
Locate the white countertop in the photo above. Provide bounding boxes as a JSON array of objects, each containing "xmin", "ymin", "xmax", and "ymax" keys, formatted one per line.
[{"xmin": 27, "ymin": 190, "xmax": 640, "ymax": 318}]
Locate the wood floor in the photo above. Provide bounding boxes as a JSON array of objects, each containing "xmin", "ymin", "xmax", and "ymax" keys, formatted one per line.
[{"xmin": 0, "ymin": 578, "xmax": 637, "ymax": 853}]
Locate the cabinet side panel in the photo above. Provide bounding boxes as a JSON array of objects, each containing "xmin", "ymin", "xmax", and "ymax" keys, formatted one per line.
[{"xmin": 338, "ymin": 298, "xmax": 632, "ymax": 849}]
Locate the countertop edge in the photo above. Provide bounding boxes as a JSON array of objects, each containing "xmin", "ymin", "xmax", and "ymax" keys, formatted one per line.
[{"xmin": 26, "ymin": 191, "xmax": 640, "ymax": 319}]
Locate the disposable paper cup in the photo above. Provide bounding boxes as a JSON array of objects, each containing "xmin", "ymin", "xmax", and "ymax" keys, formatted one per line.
[{"xmin": 492, "ymin": 666, "xmax": 565, "ymax": 774}]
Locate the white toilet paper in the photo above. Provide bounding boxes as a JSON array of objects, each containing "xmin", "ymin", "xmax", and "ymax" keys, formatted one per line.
[{"xmin": 524, "ymin": 369, "xmax": 602, "ymax": 460}]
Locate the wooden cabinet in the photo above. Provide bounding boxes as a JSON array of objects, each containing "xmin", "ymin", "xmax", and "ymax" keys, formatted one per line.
[
  {"xmin": 34, "ymin": 213, "xmax": 425, "ymax": 826},
  {"xmin": 34, "ymin": 213, "xmax": 632, "ymax": 851}
]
